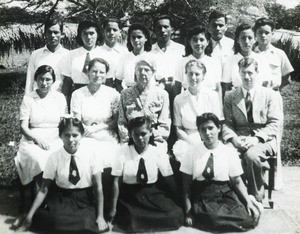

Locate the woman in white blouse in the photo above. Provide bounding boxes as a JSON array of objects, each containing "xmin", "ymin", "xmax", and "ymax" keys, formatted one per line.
[
  {"xmin": 222, "ymin": 23, "xmax": 271, "ymax": 91},
  {"xmin": 15, "ymin": 65, "xmax": 67, "ymax": 188},
  {"xmin": 110, "ymin": 116, "xmax": 183, "ymax": 232},
  {"xmin": 173, "ymin": 60, "xmax": 223, "ymax": 162},
  {"xmin": 181, "ymin": 113, "xmax": 261, "ymax": 232},
  {"xmin": 13, "ymin": 117, "xmax": 108, "ymax": 233},
  {"xmin": 115, "ymin": 24, "xmax": 153, "ymax": 92}
]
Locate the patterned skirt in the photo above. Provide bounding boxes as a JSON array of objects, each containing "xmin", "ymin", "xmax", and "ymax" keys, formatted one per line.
[
  {"xmin": 31, "ymin": 184, "xmax": 107, "ymax": 233},
  {"xmin": 191, "ymin": 180, "xmax": 257, "ymax": 232},
  {"xmin": 113, "ymin": 183, "xmax": 184, "ymax": 233}
]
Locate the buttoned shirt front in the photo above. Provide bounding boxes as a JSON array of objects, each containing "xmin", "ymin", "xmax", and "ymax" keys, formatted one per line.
[
  {"xmin": 253, "ymin": 44, "xmax": 294, "ymax": 87},
  {"xmin": 180, "ymin": 141, "xmax": 243, "ymax": 181},
  {"xmin": 98, "ymin": 43, "xmax": 128, "ymax": 79},
  {"xmin": 111, "ymin": 144, "xmax": 173, "ymax": 184},
  {"xmin": 25, "ymin": 45, "xmax": 69, "ymax": 94},
  {"xmin": 152, "ymin": 40, "xmax": 185, "ymax": 80}
]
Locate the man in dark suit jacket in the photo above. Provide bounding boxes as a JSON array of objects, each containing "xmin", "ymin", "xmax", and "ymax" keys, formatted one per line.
[{"xmin": 222, "ymin": 57, "xmax": 282, "ymax": 202}]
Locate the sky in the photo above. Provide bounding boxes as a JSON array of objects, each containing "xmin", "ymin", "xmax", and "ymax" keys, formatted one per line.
[{"xmin": 276, "ymin": 0, "xmax": 300, "ymax": 8}]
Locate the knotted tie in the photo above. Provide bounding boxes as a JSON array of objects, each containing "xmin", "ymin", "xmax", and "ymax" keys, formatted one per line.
[
  {"xmin": 137, "ymin": 158, "xmax": 148, "ymax": 185},
  {"xmin": 245, "ymin": 92, "xmax": 254, "ymax": 123},
  {"xmin": 69, "ymin": 155, "xmax": 80, "ymax": 185},
  {"xmin": 82, "ymin": 52, "xmax": 91, "ymax": 74},
  {"xmin": 202, "ymin": 153, "xmax": 214, "ymax": 180}
]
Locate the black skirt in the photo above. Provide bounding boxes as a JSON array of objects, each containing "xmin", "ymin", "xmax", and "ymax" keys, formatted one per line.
[
  {"xmin": 31, "ymin": 184, "xmax": 106, "ymax": 233},
  {"xmin": 113, "ymin": 183, "xmax": 184, "ymax": 233},
  {"xmin": 191, "ymin": 180, "xmax": 257, "ymax": 232}
]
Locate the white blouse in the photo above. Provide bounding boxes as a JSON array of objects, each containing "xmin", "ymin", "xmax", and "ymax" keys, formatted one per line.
[
  {"xmin": 180, "ymin": 141, "xmax": 243, "ymax": 181},
  {"xmin": 111, "ymin": 144, "xmax": 173, "ymax": 184},
  {"xmin": 43, "ymin": 138, "xmax": 103, "ymax": 188},
  {"xmin": 20, "ymin": 90, "xmax": 67, "ymax": 128},
  {"xmin": 175, "ymin": 54, "xmax": 222, "ymax": 90}
]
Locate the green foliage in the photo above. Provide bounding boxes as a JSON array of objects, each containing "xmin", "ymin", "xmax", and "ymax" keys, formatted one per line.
[
  {"xmin": 272, "ymin": 37, "xmax": 300, "ymax": 81},
  {"xmin": 265, "ymin": 1, "xmax": 300, "ymax": 30}
]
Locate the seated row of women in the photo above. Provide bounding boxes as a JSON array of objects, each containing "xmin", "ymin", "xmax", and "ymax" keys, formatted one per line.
[{"xmin": 14, "ymin": 114, "xmax": 262, "ymax": 233}]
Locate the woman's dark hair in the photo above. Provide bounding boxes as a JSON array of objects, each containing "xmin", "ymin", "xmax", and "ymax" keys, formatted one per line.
[
  {"xmin": 127, "ymin": 116, "xmax": 156, "ymax": 146},
  {"xmin": 185, "ymin": 26, "xmax": 212, "ymax": 56},
  {"xmin": 58, "ymin": 117, "xmax": 85, "ymax": 137},
  {"xmin": 102, "ymin": 17, "xmax": 122, "ymax": 29},
  {"xmin": 234, "ymin": 23, "xmax": 253, "ymax": 54},
  {"xmin": 127, "ymin": 24, "xmax": 152, "ymax": 52},
  {"xmin": 34, "ymin": 65, "xmax": 56, "ymax": 82},
  {"xmin": 196, "ymin": 112, "xmax": 220, "ymax": 129},
  {"xmin": 76, "ymin": 21, "xmax": 100, "ymax": 46},
  {"xmin": 253, "ymin": 17, "xmax": 275, "ymax": 32},
  {"xmin": 88, "ymin": 57, "xmax": 110, "ymax": 73}
]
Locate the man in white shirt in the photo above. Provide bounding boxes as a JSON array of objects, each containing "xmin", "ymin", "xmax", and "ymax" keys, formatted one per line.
[
  {"xmin": 222, "ymin": 57, "xmax": 282, "ymax": 202},
  {"xmin": 152, "ymin": 14, "xmax": 185, "ymax": 153},
  {"xmin": 98, "ymin": 18, "xmax": 128, "ymax": 88},
  {"xmin": 208, "ymin": 10, "xmax": 234, "ymax": 95},
  {"xmin": 25, "ymin": 18, "xmax": 69, "ymax": 95}
]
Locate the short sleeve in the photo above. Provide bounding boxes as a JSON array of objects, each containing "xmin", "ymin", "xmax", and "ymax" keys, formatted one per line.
[
  {"xmin": 43, "ymin": 153, "xmax": 57, "ymax": 180},
  {"xmin": 70, "ymin": 90, "xmax": 82, "ymax": 120},
  {"xmin": 157, "ymin": 151, "xmax": 173, "ymax": 177},
  {"xmin": 173, "ymin": 95, "xmax": 182, "ymax": 127},
  {"xmin": 111, "ymin": 145, "xmax": 125, "ymax": 176},
  {"xmin": 228, "ymin": 147, "xmax": 243, "ymax": 178},
  {"xmin": 280, "ymin": 51, "xmax": 294, "ymax": 76},
  {"xmin": 19, "ymin": 96, "xmax": 32, "ymax": 121},
  {"xmin": 91, "ymin": 148, "xmax": 103, "ymax": 175},
  {"xmin": 180, "ymin": 145, "xmax": 195, "ymax": 175}
]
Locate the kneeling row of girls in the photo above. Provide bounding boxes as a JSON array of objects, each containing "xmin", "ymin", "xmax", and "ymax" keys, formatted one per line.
[{"xmin": 14, "ymin": 113, "xmax": 262, "ymax": 233}]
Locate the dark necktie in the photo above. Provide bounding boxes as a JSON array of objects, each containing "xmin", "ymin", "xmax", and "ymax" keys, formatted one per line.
[
  {"xmin": 69, "ymin": 155, "xmax": 80, "ymax": 185},
  {"xmin": 137, "ymin": 158, "xmax": 148, "ymax": 185},
  {"xmin": 82, "ymin": 52, "xmax": 90, "ymax": 74},
  {"xmin": 202, "ymin": 153, "xmax": 214, "ymax": 180},
  {"xmin": 245, "ymin": 92, "xmax": 254, "ymax": 123}
]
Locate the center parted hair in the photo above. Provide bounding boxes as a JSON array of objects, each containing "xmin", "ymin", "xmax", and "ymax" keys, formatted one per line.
[
  {"xmin": 58, "ymin": 117, "xmax": 85, "ymax": 137},
  {"xmin": 234, "ymin": 23, "xmax": 253, "ymax": 54},
  {"xmin": 185, "ymin": 26, "xmax": 212, "ymax": 56},
  {"xmin": 127, "ymin": 24, "xmax": 152, "ymax": 52},
  {"xmin": 196, "ymin": 112, "xmax": 220, "ymax": 129},
  {"xmin": 127, "ymin": 116, "xmax": 156, "ymax": 146},
  {"xmin": 76, "ymin": 21, "xmax": 101, "ymax": 46},
  {"xmin": 88, "ymin": 57, "xmax": 110, "ymax": 73},
  {"xmin": 34, "ymin": 65, "xmax": 56, "ymax": 82},
  {"xmin": 185, "ymin": 60, "xmax": 207, "ymax": 75}
]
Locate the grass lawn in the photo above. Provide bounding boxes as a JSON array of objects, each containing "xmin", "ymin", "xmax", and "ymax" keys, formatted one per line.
[{"xmin": 0, "ymin": 72, "xmax": 299, "ymax": 187}]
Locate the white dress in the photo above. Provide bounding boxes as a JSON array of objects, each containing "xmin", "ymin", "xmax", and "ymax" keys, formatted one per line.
[
  {"xmin": 15, "ymin": 90, "xmax": 67, "ymax": 185},
  {"xmin": 172, "ymin": 88, "xmax": 223, "ymax": 161},
  {"xmin": 71, "ymin": 85, "xmax": 120, "ymax": 168}
]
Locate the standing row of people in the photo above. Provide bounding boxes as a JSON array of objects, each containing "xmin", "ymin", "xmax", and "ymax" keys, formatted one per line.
[{"xmin": 14, "ymin": 10, "xmax": 293, "ymax": 233}]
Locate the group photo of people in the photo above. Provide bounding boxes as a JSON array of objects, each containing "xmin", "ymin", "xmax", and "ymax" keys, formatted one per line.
[{"xmin": 10, "ymin": 8, "xmax": 294, "ymax": 233}]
